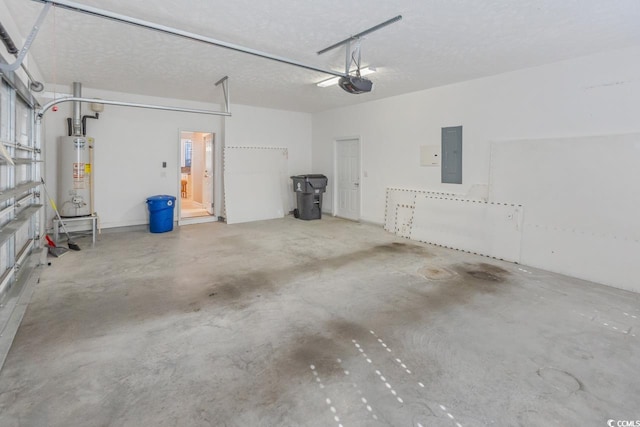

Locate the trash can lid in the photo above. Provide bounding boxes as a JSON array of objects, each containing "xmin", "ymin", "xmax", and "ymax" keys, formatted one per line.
[
  {"xmin": 290, "ymin": 174, "xmax": 327, "ymax": 180},
  {"xmin": 146, "ymin": 195, "xmax": 177, "ymax": 202}
]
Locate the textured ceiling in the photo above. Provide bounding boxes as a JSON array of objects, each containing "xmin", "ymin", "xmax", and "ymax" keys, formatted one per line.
[{"xmin": 3, "ymin": 0, "xmax": 640, "ymax": 112}]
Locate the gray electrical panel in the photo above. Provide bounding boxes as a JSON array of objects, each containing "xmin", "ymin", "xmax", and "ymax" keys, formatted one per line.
[{"xmin": 441, "ymin": 126, "xmax": 462, "ymax": 184}]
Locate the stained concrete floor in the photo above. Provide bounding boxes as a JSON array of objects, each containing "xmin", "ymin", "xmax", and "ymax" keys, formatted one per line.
[{"xmin": 0, "ymin": 216, "xmax": 638, "ymax": 427}]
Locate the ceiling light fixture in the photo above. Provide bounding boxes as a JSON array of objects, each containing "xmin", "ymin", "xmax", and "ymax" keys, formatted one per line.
[{"xmin": 317, "ymin": 67, "xmax": 377, "ymax": 88}]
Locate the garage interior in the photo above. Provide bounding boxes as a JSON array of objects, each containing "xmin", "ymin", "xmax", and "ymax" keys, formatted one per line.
[{"xmin": 0, "ymin": 1, "xmax": 639, "ymax": 426}]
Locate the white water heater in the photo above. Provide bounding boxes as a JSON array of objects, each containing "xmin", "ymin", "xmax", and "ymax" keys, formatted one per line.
[{"xmin": 58, "ymin": 135, "xmax": 93, "ymax": 217}]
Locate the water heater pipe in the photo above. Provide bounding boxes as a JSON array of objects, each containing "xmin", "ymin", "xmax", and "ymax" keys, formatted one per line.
[
  {"xmin": 72, "ymin": 82, "xmax": 82, "ymax": 136},
  {"xmin": 82, "ymin": 114, "xmax": 99, "ymax": 136},
  {"xmin": 89, "ymin": 139, "xmax": 94, "ymax": 216}
]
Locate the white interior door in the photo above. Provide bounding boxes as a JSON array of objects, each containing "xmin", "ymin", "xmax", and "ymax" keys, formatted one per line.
[
  {"xmin": 335, "ymin": 138, "xmax": 360, "ymax": 221},
  {"xmin": 203, "ymin": 134, "xmax": 214, "ymax": 214}
]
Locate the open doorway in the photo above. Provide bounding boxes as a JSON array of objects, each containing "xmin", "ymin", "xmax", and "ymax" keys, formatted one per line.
[{"xmin": 179, "ymin": 131, "xmax": 216, "ymax": 225}]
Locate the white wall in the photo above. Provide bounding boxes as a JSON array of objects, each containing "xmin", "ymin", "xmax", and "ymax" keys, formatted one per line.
[
  {"xmin": 41, "ymin": 86, "xmax": 225, "ymax": 229},
  {"xmin": 224, "ymin": 104, "xmax": 312, "ymax": 211},
  {"xmin": 489, "ymin": 133, "xmax": 640, "ymax": 292},
  {"xmin": 312, "ymin": 45, "xmax": 640, "ymax": 224},
  {"xmin": 41, "ymin": 89, "xmax": 312, "ymax": 229},
  {"xmin": 312, "ymin": 45, "xmax": 640, "ymax": 291}
]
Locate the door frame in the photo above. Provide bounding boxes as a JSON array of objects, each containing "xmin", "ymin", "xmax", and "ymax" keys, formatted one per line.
[
  {"xmin": 177, "ymin": 129, "xmax": 218, "ymax": 226},
  {"xmin": 202, "ymin": 133, "xmax": 215, "ymax": 215},
  {"xmin": 333, "ymin": 136, "xmax": 362, "ymax": 221}
]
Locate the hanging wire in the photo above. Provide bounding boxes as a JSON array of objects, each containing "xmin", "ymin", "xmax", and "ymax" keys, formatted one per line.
[{"xmin": 350, "ymin": 38, "xmax": 363, "ymax": 76}]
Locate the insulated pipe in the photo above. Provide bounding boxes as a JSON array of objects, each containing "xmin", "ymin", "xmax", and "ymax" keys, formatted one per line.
[
  {"xmin": 31, "ymin": 0, "xmax": 346, "ymax": 78},
  {"xmin": 82, "ymin": 114, "xmax": 99, "ymax": 136},
  {"xmin": 38, "ymin": 96, "xmax": 231, "ymax": 119}
]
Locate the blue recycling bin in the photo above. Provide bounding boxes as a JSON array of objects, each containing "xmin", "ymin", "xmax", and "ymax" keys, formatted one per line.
[{"xmin": 146, "ymin": 195, "xmax": 176, "ymax": 233}]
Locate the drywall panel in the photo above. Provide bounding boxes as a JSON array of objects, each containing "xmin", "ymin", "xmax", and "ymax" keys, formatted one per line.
[
  {"xmin": 384, "ymin": 188, "xmax": 417, "ymax": 232},
  {"xmin": 384, "ymin": 187, "xmax": 457, "ymax": 233},
  {"xmin": 490, "ymin": 133, "xmax": 640, "ymax": 292},
  {"xmin": 224, "ymin": 146, "xmax": 288, "ymax": 225},
  {"xmin": 410, "ymin": 195, "xmax": 523, "ymax": 262},
  {"xmin": 394, "ymin": 205, "xmax": 414, "ymax": 239},
  {"xmin": 224, "ymin": 104, "xmax": 312, "ymax": 212}
]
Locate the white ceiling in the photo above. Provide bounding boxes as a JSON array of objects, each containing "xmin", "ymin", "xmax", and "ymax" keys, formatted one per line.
[{"xmin": 4, "ymin": 0, "xmax": 640, "ymax": 112}]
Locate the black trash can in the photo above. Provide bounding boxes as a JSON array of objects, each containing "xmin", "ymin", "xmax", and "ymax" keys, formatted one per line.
[{"xmin": 291, "ymin": 174, "xmax": 328, "ymax": 220}]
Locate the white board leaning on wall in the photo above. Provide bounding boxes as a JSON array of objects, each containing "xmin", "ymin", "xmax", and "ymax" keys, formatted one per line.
[{"xmin": 223, "ymin": 146, "xmax": 289, "ymax": 225}]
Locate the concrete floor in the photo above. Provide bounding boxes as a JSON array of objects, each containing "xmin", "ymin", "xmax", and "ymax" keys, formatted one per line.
[{"xmin": 0, "ymin": 216, "xmax": 638, "ymax": 426}]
